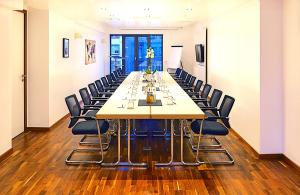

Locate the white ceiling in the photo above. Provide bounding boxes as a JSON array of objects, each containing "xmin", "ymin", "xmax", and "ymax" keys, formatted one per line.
[{"xmin": 25, "ymin": 0, "xmax": 252, "ymax": 28}]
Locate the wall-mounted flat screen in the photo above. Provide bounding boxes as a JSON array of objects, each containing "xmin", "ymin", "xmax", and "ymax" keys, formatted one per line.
[{"xmin": 195, "ymin": 44, "xmax": 204, "ymax": 63}]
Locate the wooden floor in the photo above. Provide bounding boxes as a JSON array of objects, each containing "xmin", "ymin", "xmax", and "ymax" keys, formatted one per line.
[{"xmin": 0, "ymin": 119, "xmax": 299, "ymax": 194}]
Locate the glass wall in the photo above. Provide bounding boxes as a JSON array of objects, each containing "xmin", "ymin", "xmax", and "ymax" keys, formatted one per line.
[
  {"xmin": 110, "ymin": 34, "xmax": 163, "ymax": 74},
  {"xmin": 150, "ymin": 35, "xmax": 163, "ymax": 71},
  {"xmin": 110, "ymin": 35, "xmax": 122, "ymax": 72}
]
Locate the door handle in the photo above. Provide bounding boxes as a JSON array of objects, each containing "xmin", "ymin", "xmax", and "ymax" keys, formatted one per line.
[{"xmin": 21, "ymin": 74, "xmax": 27, "ymax": 82}]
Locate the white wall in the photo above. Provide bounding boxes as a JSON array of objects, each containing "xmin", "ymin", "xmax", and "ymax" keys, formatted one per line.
[
  {"xmin": 109, "ymin": 28, "xmax": 184, "ymax": 71},
  {"xmin": 283, "ymin": 0, "xmax": 300, "ymax": 166},
  {"xmin": 48, "ymin": 12, "xmax": 108, "ymax": 126},
  {"xmin": 206, "ymin": 0, "xmax": 261, "ymax": 152},
  {"xmin": 27, "ymin": 9, "xmax": 109, "ymax": 127},
  {"xmin": 0, "ymin": 5, "xmax": 13, "ymax": 155},
  {"xmin": 181, "ymin": 23, "xmax": 206, "ymax": 81},
  {"xmin": 0, "ymin": 0, "xmax": 23, "ymax": 9},
  {"xmin": 27, "ymin": 8, "xmax": 50, "ymax": 127},
  {"xmin": 260, "ymin": 0, "xmax": 284, "ymax": 154}
]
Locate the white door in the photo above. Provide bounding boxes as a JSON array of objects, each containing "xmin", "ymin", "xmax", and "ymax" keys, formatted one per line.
[{"xmin": 11, "ymin": 11, "xmax": 24, "ymax": 138}]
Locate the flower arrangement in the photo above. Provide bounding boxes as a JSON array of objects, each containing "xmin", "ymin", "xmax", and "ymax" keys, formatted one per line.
[
  {"xmin": 145, "ymin": 47, "xmax": 155, "ymax": 74},
  {"xmin": 146, "ymin": 47, "xmax": 154, "ymax": 59}
]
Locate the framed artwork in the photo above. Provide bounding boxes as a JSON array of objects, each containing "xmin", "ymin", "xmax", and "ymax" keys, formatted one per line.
[
  {"xmin": 63, "ymin": 38, "xmax": 69, "ymax": 58},
  {"xmin": 85, "ymin": 39, "xmax": 96, "ymax": 64}
]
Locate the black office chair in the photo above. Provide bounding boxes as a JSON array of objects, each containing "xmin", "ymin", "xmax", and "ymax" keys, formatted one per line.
[
  {"xmin": 113, "ymin": 71, "xmax": 126, "ymax": 81},
  {"xmin": 109, "ymin": 73, "xmax": 123, "ymax": 84},
  {"xmin": 93, "ymin": 80, "xmax": 113, "ymax": 95},
  {"xmin": 117, "ymin": 67, "xmax": 128, "ymax": 76},
  {"xmin": 65, "ymin": 94, "xmax": 110, "ymax": 165},
  {"xmin": 188, "ymin": 89, "xmax": 223, "ymax": 149},
  {"xmin": 185, "ymin": 79, "xmax": 203, "ymax": 94},
  {"xmin": 174, "ymin": 70, "xmax": 187, "ymax": 82},
  {"xmin": 201, "ymin": 95, "xmax": 235, "ymax": 128},
  {"xmin": 186, "ymin": 76, "xmax": 196, "ymax": 88},
  {"xmin": 189, "ymin": 119, "xmax": 234, "ymax": 165},
  {"xmin": 190, "ymin": 83, "xmax": 211, "ymax": 99},
  {"xmin": 106, "ymin": 75, "xmax": 120, "ymax": 86},
  {"xmin": 88, "ymin": 83, "xmax": 112, "ymax": 99},
  {"xmin": 101, "ymin": 77, "xmax": 118, "ymax": 91},
  {"xmin": 79, "ymin": 88, "xmax": 106, "ymax": 110},
  {"xmin": 178, "ymin": 74, "xmax": 192, "ymax": 86},
  {"xmin": 172, "ymin": 68, "xmax": 182, "ymax": 78},
  {"xmin": 195, "ymin": 89, "xmax": 223, "ymax": 109}
]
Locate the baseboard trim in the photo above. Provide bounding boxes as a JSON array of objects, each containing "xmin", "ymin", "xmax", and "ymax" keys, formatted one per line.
[
  {"xmin": 0, "ymin": 148, "xmax": 13, "ymax": 163},
  {"xmin": 259, "ymin": 153, "xmax": 284, "ymax": 159},
  {"xmin": 27, "ymin": 127, "xmax": 50, "ymax": 131},
  {"xmin": 50, "ymin": 113, "xmax": 70, "ymax": 130},
  {"xmin": 229, "ymin": 128, "xmax": 259, "ymax": 157},
  {"xmin": 230, "ymin": 128, "xmax": 299, "ymax": 170},
  {"xmin": 27, "ymin": 113, "xmax": 69, "ymax": 131},
  {"xmin": 282, "ymin": 155, "xmax": 300, "ymax": 171}
]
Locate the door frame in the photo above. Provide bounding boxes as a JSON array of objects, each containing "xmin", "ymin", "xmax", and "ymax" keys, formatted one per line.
[
  {"xmin": 109, "ymin": 34, "xmax": 163, "ymax": 73},
  {"xmin": 14, "ymin": 9, "xmax": 28, "ymax": 131}
]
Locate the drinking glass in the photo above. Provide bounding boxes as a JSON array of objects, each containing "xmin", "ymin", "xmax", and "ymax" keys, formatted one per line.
[{"xmin": 127, "ymin": 99, "xmax": 135, "ymax": 109}]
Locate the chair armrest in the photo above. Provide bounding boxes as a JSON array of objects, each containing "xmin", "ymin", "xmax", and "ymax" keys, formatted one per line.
[
  {"xmin": 201, "ymin": 107, "xmax": 218, "ymax": 111},
  {"xmin": 192, "ymin": 97, "xmax": 206, "ymax": 101},
  {"xmin": 84, "ymin": 105, "xmax": 102, "ymax": 108},
  {"xmin": 189, "ymin": 92, "xmax": 200, "ymax": 95},
  {"xmin": 194, "ymin": 99, "xmax": 208, "ymax": 102},
  {"xmin": 91, "ymin": 97, "xmax": 108, "ymax": 101},
  {"xmin": 82, "ymin": 107, "xmax": 99, "ymax": 111},
  {"xmin": 99, "ymin": 92, "xmax": 113, "ymax": 95},
  {"xmin": 71, "ymin": 116, "xmax": 95, "ymax": 120},
  {"xmin": 206, "ymin": 116, "xmax": 229, "ymax": 120}
]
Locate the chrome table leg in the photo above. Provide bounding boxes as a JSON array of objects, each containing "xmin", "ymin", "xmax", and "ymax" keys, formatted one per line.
[
  {"xmin": 101, "ymin": 119, "xmax": 121, "ymax": 166},
  {"xmin": 155, "ymin": 119, "xmax": 175, "ymax": 166},
  {"xmin": 127, "ymin": 119, "xmax": 148, "ymax": 167}
]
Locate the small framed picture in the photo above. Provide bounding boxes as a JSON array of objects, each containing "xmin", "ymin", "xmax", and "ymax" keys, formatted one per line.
[{"xmin": 63, "ymin": 38, "xmax": 69, "ymax": 58}]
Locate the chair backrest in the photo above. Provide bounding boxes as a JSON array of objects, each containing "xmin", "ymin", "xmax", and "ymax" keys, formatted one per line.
[
  {"xmin": 194, "ymin": 80, "xmax": 203, "ymax": 92},
  {"xmin": 189, "ymin": 76, "xmax": 196, "ymax": 87},
  {"xmin": 185, "ymin": 74, "xmax": 192, "ymax": 83},
  {"xmin": 181, "ymin": 71, "xmax": 187, "ymax": 80},
  {"xmin": 219, "ymin": 95, "xmax": 235, "ymax": 117},
  {"xmin": 113, "ymin": 70, "xmax": 119, "ymax": 78},
  {"xmin": 101, "ymin": 77, "xmax": 109, "ymax": 87},
  {"xmin": 175, "ymin": 68, "xmax": 181, "ymax": 76},
  {"xmin": 95, "ymin": 80, "xmax": 104, "ymax": 92},
  {"xmin": 79, "ymin": 87, "xmax": 92, "ymax": 105},
  {"xmin": 117, "ymin": 68, "xmax": 121, "ymax": 75},
  {"xmin": 201, "ymin": 84, "xmax": 212, "ymax": 98},
  {"xmin": 209, "ymin": 89, "xmax": 223, "ymax": 107},
  {"xmin": 111, "ymin": 73, "xmax": 117, "ymax": 81},
  {"xmin": 65, "ymin": 94, "xmax": 81, "ymax": 128},
  {"xmin": 106, "ymin": 75, "xmax": 113, "ymax": 85},
  {"xmin": 88, "ymin": 83, "xmax": 99, "ymax": 97}
]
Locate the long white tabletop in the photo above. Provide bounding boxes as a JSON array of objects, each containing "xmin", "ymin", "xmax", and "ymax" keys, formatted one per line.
[{"xmin": 96, "ymin": 71, "xmax": 205, "ymax": 120}]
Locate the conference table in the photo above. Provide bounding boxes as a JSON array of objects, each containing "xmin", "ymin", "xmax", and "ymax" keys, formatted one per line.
[{"xmin": 96, "ymin": 71, "xmax": 205, "ymax": 167}]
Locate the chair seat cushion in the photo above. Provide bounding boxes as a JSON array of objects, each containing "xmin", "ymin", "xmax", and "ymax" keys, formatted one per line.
[
  {"xmin": 191, "ymin": 120, "xmax": 228, "ymax": 135},
  {"xmin": 85, "ymin": 110, "xmax": 98, "ymax": 118},
  {"xmin": 72, "ymin": 120, "xmax": 109, "ymax": 135}
]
